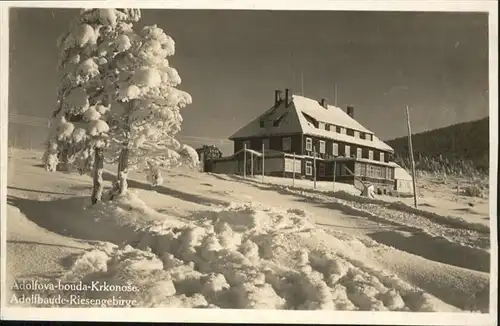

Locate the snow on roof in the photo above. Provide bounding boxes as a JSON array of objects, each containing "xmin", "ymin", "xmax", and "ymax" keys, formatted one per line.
[
  {"xmin": 233, "ymin": 148, "xmax": 263, "ymax": 157},
  {"xmin": 293, "ymin": 95, "xmax": 372, "ymax": 134},
  {"xmin": 294, "ymin": 97, "xmax": 393, "ymax": 152},
  {"xmin": 331, "ymin": 156, "xmax": 395, "ymax": 167},
  {"xmin": 229, "ymin": 103, "xmax": 303, "ymax": 140},
  {"xmin": 388, "ymin": 162, "xmax": 413, "ymax": 180},
  {"xmin": 229, "ymin": 93, "xmax": 393, "ymax": 153}
]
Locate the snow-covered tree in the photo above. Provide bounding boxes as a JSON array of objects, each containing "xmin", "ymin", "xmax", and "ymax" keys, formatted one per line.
[{"xmin": 43, "ymin": 8, "xmax": 198, "ymax": 203}]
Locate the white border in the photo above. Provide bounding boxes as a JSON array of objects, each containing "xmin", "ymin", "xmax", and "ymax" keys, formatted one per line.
[
  {"xmin": 0, "ymin": 1, "xmax": 9, "ymax": 318},
  {"xmin": 0, "ymin": 1, "xmax": 498, "ymax": 325}
]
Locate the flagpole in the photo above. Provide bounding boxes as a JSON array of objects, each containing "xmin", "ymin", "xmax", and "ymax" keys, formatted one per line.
[
  {"xmin": 301, "ymin": 71, "xmax": 304, "ymax": 96},
  {"xmin": 334, "ymin": 83, "xmax": 338, "ymax": 106},
  {"xmin": 406, "ymin": 105, "xmax": 418, "ymax": 208}
]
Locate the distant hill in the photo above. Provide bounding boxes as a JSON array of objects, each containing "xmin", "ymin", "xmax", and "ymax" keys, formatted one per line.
[{"xmin": 386, "ymin": 117, "xmax": 489, "ymax": 176}]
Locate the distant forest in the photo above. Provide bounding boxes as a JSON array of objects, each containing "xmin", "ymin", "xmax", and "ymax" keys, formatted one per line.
[{"xmin": 386, "ymin": 117, "xmax": 489, "ymax": 176}]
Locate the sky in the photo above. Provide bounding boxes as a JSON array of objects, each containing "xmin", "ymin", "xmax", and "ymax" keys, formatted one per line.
[{"xmin": 8, "ymin": 8, "xmax": 490, "ymax": 154}]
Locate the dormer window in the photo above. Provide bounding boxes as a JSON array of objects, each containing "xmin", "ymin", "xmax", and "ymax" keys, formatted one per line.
[
  {"xmin": 354, "ymin": 131, "xmax": 360, "ymax": 138},
  {"xmin": 318, "ymin": 122, "xmax": 325, "ymax": 130},
  {"xmin": 340, "ymin": 127, "xmax": 346, "ymax": 134}
]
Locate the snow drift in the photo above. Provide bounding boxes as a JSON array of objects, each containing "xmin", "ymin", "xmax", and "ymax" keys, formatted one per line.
[{"xmin": 10, "ymin": 191, "xmax": 463, "ymax": 311}]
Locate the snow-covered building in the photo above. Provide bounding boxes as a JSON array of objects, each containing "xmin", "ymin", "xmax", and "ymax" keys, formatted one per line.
[
  {"xmin": 390, "ymin": 162, "xmax": 414, "ymax": 195},
  {"xmin": 209, "ymin": 89, "xmax": 398, "ymax": 194}
]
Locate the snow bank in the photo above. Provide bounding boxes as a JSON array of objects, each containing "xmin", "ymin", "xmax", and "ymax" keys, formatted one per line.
[
  {"xmin": 237, "ymin": 175, "xmax": 489, "ymax": 237},
  {"xmin": 12, "ymin": 192, "xmax": 461, "ymax": 311},
  {"xmin": 238, "ymin": 177, "xmax": 489, "ymax": 251},
  {"xmin": 387, "ymin": 201, "xmax": 490, "ymax": 234}
]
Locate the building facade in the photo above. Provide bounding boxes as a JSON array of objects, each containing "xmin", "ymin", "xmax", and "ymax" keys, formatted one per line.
[{"xmin": 208, "ymin": 88, "xmax": 406, "ymax": 194}]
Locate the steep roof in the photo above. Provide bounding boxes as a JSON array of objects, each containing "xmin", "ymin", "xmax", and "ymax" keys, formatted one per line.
[
  {"xmin": 293, "ymin": 95, "xmax": 372, "ymax": 133},
  {"xmin": 229, "ymin": 93, "xmax": 393, "ymax": 152},
  {"xmin": 229, "ymin": 101, "xmax": 304, "ymax": 139}
]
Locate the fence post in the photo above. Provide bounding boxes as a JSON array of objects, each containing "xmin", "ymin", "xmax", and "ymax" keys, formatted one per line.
[
  {"xmin": 251, "ymin": 151, "xmax": 254, "ymax": 178},
  {"xmin": 243, "ymin": 143, "xmax": 247, "ymax": 178},
  {"xmin": 313, "ymin": 147, "xmax": 317, "ymax": 189},
  {"xmin": 333, "ymin": 160, "xmax": 337, "ymax": 192},
  {"xmin": 262, "ymin": 143, "xmax": 265, "ymax": 182}
]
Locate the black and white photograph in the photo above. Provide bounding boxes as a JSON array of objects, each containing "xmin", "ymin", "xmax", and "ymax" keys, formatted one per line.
[{"xmin": 0, "ymin": 1, "xmax": 497, "ymax": 324}]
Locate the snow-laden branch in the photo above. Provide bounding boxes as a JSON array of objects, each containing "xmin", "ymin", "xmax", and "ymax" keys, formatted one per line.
[{"xmin": 43, "ymin": 8, "xmax": 197, "ymax": 189}]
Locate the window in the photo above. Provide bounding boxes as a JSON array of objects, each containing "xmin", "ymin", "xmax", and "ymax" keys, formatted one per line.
[
  {"xmin": 368, "ymin": 150, "xmax": 374, "ymax": 160},
  {"xmin": 305, "ymin": 137, "xmax": 312, "ymax": 151},
  {"xmin": 243, "ymin": 140, "xmax": 251, "ymax": 150},
  {"xmin": 294, "ymin": 160, "xmax": 301, "ymax": 173},
  {"xmin": 318, "ymin": 122, "xmax": 325, "ymax": 130},
  {"xmin": 262, "ymin": 138, "xmax": 270, "ymax": 150},
  {"xmin": 332, "ymin": 143, "xmax": 339, "ymax": 156},
  {"xmin": 356, "ymin": 147, "xmax": 362, "ymax": 159},
  {"xmin": 282, "ymin": 137, "xmax": 291, "ymax": 151},
  {"xmin": 380, "ymin": 152, "xmax": 385, "ymax": 162},
  {"xmin": 344, "ymin": 145, "xmax": 350, "ymax": 157},
  {"xmin": 368, "ymin": 165, "xmax": 384, "ymax": 179},
  {"xmin": 319, "ymin": 163, "xmax": 326, "ymax": 176},
  {"xmin": 355, "ymin": 163, "xmax": 361, "ymax": 175},
  {"xmin": 340, "ymin": 127, "xmax": 346, "ymax": 134},
  {"xmin": 387, "ymin": 167, "xmax": 393, "ymax": 179},
  {"xmin": 285, "ymin": 157, "xmax": 301, "ymax": 173},
  {"xmin": 305, "ymin": 161, "xmax": 313, "ymax": 175},
  {"xmin": 354, "ymin": 130, "xmax": 360, "ymax": 138},
  {"xmin": 319, "ymin": 140, "xmax": 326, "ymax": 154},
  {"xmin": 325, "ymin": 124, "xmax": 331, "ymax": 131},
  {"xmin": 359, "ymin": 163, "xmax": 366, "ymax": 176},
  {"xmin": 259, "ymin": 120, "xmax": 265, "ymax": 128}
]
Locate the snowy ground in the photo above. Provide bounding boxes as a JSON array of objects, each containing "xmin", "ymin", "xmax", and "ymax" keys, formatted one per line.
[{"xmin": 4, "ymin": 148, "xmax": 492, "ymax": 312}]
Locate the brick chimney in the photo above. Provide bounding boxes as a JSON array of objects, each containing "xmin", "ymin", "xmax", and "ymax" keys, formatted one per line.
[
  {"xmin": 285, "ymin": 88, "xmax": 291, "ymax": 108},
  {"xmin": 320, "ymin": 98, "xmax": 327, "ymax": 109},
  {"xmin": 274, "ymin": 90, "xmax": 282, "ymax": 106},
  {"xmin": 347, "ymin": 105, "xmax": 354, "ymax": 118}
]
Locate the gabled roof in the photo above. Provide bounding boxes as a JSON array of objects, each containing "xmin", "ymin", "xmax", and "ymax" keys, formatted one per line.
[
  {"xmin": 229, "ymin": 100, "xmax": 304, "ymax": 139},
  {"xmin": 229, "ymin": 93, "xmax": 393, "ymax": 152},
  {"xmin": 294, "ymin": 95, "xmax": 372, "ymax": 134}
]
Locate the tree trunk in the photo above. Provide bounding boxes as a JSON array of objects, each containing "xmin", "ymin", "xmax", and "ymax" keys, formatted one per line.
[
  {"xmin": 91, "ymin": 147, "xmax": 104, "ymax": 205},
  {"xmin": 58, "ymin": 144, "xmax": 70, "ymax": 171},
  {"xmin": 116, "ymin": 147, "xmax": 129, "ymax": 195},
  {"xmin": 113, "ymin": 100, "xmax": 133, "ymax": 196}
]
